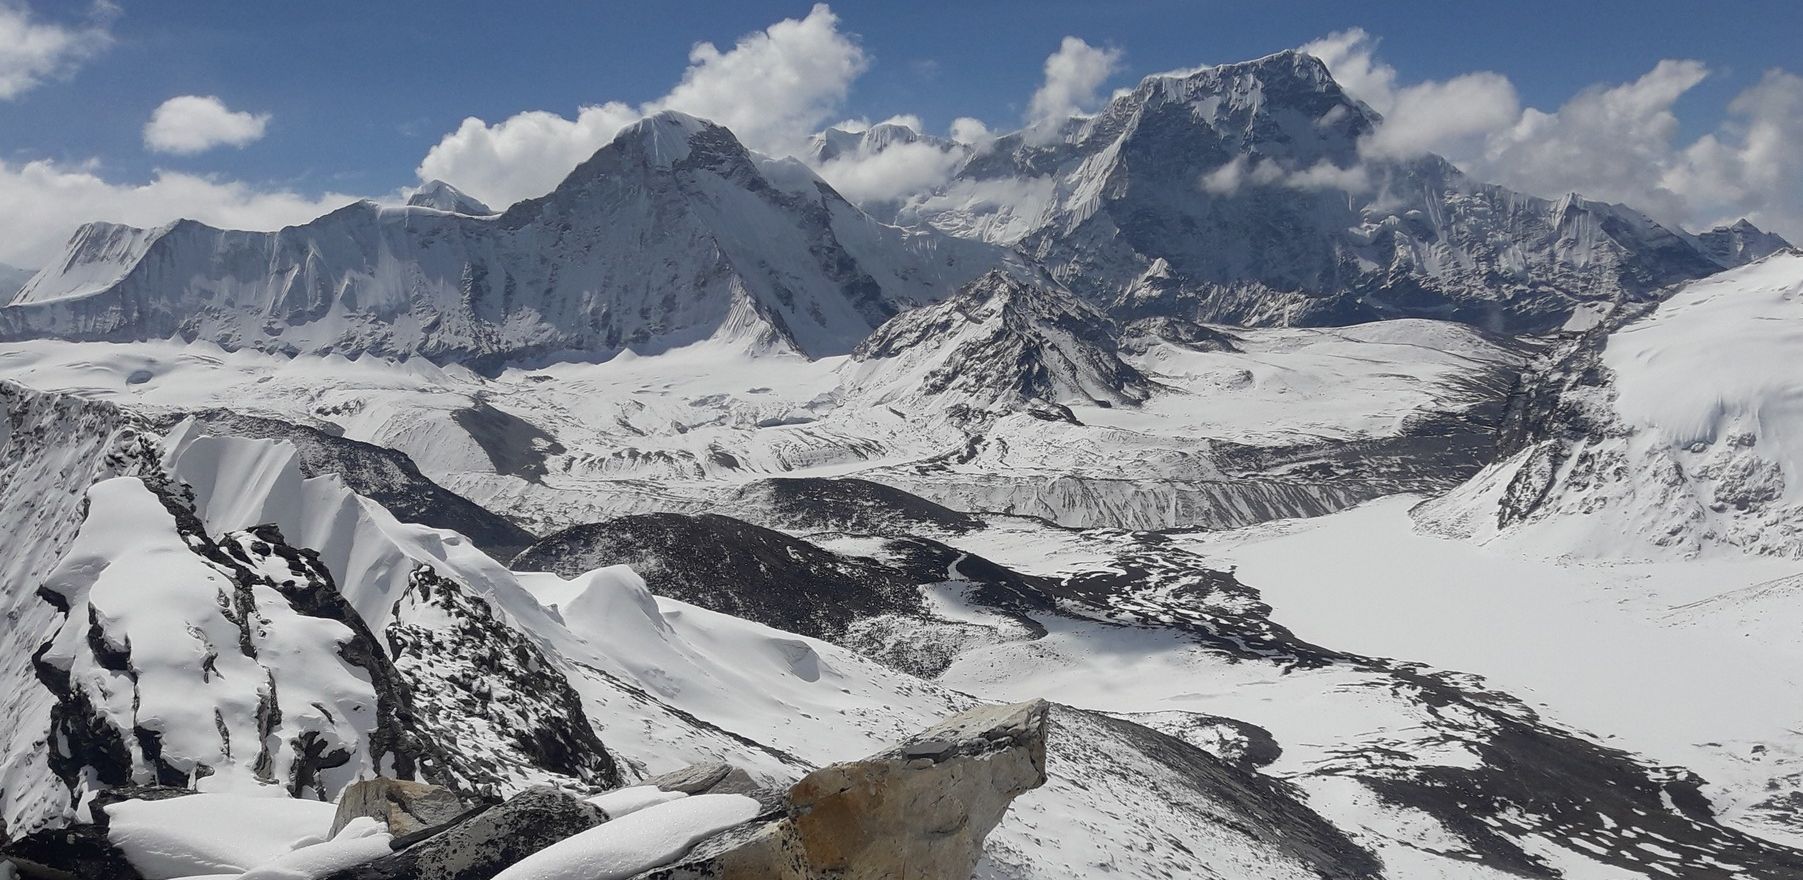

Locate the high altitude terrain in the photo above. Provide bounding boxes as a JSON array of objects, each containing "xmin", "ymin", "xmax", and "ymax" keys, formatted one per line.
[{"xmin": 1, "ymin": 46, "xmax": 1800, "ymax": 880}]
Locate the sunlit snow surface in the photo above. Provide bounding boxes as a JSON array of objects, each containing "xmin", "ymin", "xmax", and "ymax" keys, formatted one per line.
[
  {"xmin": 1182, "ymin": 496, "xmax": 1803, "ymax": 848},
  {"xmin": 5, "ymin": 292, "xmax": 1802, "ymax": 877},
  {"xmin": 1423, "ymin": 252, "xmax": 1803, "ymax": 559},
  {"xmin": 0, "ymin": 315, "xmax": 1518, "ymax": 535}
]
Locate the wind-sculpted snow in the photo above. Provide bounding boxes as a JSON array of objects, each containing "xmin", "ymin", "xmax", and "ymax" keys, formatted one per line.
[
  {"xmin": 1420, "ymin": 250, "xmax": 1803, "ymax": 558},
  {"xmin": 1, "ymin": 112, "xmax": 997, "ymax": 363},
  {"xmin": 0, "ymin": 383, "xmax": 158, "ymax": 838},
  {"xmin": 165, "ymin": 408, "xmax": 536, "ymax": 561}
]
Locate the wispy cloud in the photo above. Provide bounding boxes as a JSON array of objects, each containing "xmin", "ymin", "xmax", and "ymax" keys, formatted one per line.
[{"xmin": 0, "ymin": 0, "xmax": 114, "ymax": 100}]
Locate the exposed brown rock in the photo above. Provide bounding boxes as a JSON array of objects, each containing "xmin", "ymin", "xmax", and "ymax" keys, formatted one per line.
[
  {"xmin": 641, "ymin": 761, "xmax": 762, "ymax": 796},
  {"xmin": 330, "ymin": 777, "xmax": 467, "ymax": 837},
  {"xmin": 640, "ymin": 698, "xmax": 1049, "ymax": 879}
]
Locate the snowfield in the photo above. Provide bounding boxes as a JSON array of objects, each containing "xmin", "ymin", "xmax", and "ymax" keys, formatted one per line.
[
  {"xmin": 0, "ymin": 310, "xmax": 1519, "ymax": 534},
  {"xmin": 1421, "ymin": 251, "xmax": 1803, "ymax": 560},
  {"xmin": 1185, "ymin": 495, "xmax": 1803, "ymax": 848}
]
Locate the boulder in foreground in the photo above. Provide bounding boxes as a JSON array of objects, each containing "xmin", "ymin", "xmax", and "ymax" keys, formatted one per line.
[{"xmin": 642, "ymin": 698, "xmax": 1050, "ymax": 879}]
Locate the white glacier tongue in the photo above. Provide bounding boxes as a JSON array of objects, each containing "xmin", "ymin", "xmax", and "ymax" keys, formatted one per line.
[{"xmin": 0, "ymin": 110, "xmax": 998, "ymax": 364}]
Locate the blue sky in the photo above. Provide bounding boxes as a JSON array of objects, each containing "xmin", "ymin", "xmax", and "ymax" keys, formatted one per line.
[{"xmin": 1, "ymin": 1, "xmax": 1800, "ymax": 264}]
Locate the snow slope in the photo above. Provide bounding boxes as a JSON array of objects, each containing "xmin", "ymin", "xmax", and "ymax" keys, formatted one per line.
[
  {"xmin": 1420, "ymin": 250, "xmax": 1803, "ymax": 558},
  {"xmin": 1186, "ymin": 496, "xmax": 1803, "ymax": 847}
]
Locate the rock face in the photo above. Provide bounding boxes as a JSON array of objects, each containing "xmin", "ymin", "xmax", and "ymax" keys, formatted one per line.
[
  {"xmin": 0, "ymin": 112, "xmax": 996, "ymax": 363},
  {"xmin": 512, "ymin": 512, "xmax": 926, "ymax": 643},
  {"xmin": 640, "ymin": 762, "xmax": 761, "ymax": 796},
  {"xmin": 330, "ymin": 778, "xmax": 467, "ymax": 838},
  {"xmin": 320, "ymin": 786, "xmax": 606, "ymax": 880},
  {"xmin": 645, "ymin": 699, "xmax": 1049, "ymax": 879},
  {"xmin": 846, "ymin": 266, "xmax": 1150, "ymax": 415}
]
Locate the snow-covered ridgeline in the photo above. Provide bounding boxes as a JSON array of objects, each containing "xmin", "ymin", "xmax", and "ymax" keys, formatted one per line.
[
  {"xmin": 0, "ymin": 383, "xmax": 158, "ymax": 838},
  {"xmin": 1418, "ymin": 250, "xmax": 1803, "ymax": 559},
  {"xmin": 0, "ymin": 112, "xmax": 998, "ymax": 364}
]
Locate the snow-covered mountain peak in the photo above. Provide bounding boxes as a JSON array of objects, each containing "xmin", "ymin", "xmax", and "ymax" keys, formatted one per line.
[
  {"xmin": 1697, "ymin": 218, "xmax": 1794, "ymax": 267},
  {"xmin": 407, "ymin": 179, "xmax": 495, "ymax": 214},
  {"xmin": 1134, "ymin": 48, "xmax": 1368, "ymax": 131},
  {"xmin": 845, "ymin": 265, "xmax": 1150, "ymax": 413},
  {"xmin": 881, "ymin": 47, "xmax": 1743, "ymax": 336},
  {"xmin": 808, "ymin": 121, "xmax": 951, "ymax": 164},
  {"xmin": 0, "ymin": 112, "xmax": 998, "ymax": 363},
  {"xmin": 612, "ymin": 110, "xmax": 715, "ymax": 169}
]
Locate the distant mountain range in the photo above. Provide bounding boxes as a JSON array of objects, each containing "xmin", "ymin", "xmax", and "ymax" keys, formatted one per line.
[
  {"xmin": 3, "ymin": 50, "xmax": 1789, "ymax": 366},
  {"xmin": 1, "ymin": 113, "xmax": 997, "ymax": 364}
]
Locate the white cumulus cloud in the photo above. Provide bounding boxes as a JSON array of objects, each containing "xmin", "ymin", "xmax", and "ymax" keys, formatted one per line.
[
  {"xmin": 414, "ymin": 103, "xmax": 638, "ymax": 209},
  {"xmin": 1304, "ymin": 27, "xmax": 1803, "ymax": 239},
  {"xmin": 0, "ymin": 1, "xmax": 112, "ymax": 100},
  {"xmin": 1024, "ymin": 37, "xmax": 1122, "ymax": 143},
  {"xmin": 1304, "ymin": 29, "xmax": 1518, "ymax": 160},
  {"xmin": 812, "ymin": 138, "xmax": 965, "ymax": 206},
  {"xmin": 417, "ymin": 3, "xmax": 866, "ymax": 209},
  {"xmin": 1663, "ymin": 69, "xmax": 1803, "ymax": 235},
  {"xmin": 143, "ymin": 95, "xmax": 272, "ymax": 154}
]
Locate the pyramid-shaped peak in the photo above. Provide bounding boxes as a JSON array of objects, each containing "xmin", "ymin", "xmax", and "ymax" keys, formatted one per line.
[
  {"xmin": 614, "ymin": 110, "xmax": 735, "ymax": 168},
  {"xmin": 849, "ymin": 266, "xmax": 1151, "ymax": 411},
  {"xmin": 407, "ymin": 179, "xmax": 494, "ymax": 215}
]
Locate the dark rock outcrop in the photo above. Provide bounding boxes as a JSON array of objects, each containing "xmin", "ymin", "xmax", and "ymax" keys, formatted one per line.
[
  {"xmin": 385, "ymin": 566, "xmax": 623, "ymax": 799},
  {"xmin": 512, "ymin": 513, "xmax": 925, "ymax": 642},
  {"xmin": 319, "ymin": 786, "xmax": 605, "ymax": 880},
  {"xmin": 0, "ymin": 824, "xmax": 142, "ymax": 880},
  {"xmin": 725, "ymin": 477, "xmax": 985, "ymax": 536}
]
